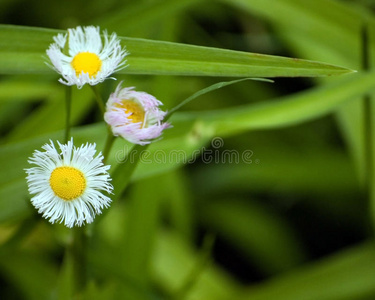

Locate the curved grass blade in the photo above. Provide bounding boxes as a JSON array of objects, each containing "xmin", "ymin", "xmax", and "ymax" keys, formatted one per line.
[
  {"xmin": 167, "ymin": 77, "xmax": 273, "ymax": 117},
  {"xmin": 175, "ymin": 72, "xmax": 375, "ymax": 136}
]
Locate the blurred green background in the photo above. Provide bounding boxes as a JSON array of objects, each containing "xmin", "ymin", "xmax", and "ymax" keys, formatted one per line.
[{"xmin": 1, "ymin": 0, "xmax": 375, "ymax": 299}]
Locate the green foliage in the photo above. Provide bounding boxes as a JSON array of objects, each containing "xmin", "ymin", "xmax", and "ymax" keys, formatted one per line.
[
  {"xmin": 0, "ymin": 24, "xmax": 353, "ymax": 77},
  {"xmin": 0, "ymin": 0, "xmax": 374, "ymax": 299}
]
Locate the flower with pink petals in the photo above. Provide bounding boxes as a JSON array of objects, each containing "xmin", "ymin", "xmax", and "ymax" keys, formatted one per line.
[{"xmin": 104, "ymin": 83, "xmax": 170, "ymax": 145}]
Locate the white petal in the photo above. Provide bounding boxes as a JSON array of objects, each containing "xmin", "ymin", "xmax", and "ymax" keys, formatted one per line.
[{"xmin": 25, "ymin": 139, "xmax": 113, "ymax": 227}]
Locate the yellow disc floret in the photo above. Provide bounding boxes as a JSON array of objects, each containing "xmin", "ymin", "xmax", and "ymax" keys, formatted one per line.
[
  {"xmin": 71, "ymin": 52, "xmax": 102, "ymax": 78},
  {"xmin": 49, "ymin": 166, "xmax": 86, "ymax": 201},
  {"xmin": 115, "ymin": 100, "xmax": 145, "ymax": 126}
]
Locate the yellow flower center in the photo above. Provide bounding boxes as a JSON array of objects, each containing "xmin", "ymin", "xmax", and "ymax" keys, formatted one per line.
[
  {"xmin": 115, "ymin": 100, "xmax": 145, "ymax": 126},
  {"xmin": 71, "ymin": 52, "xmax": 102, "ymax": 78},
  {"xmin": 49, "ymin": 166, "xmax": 86, "ymax": 201}
]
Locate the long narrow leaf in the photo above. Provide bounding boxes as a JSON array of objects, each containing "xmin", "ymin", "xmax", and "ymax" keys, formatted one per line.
[
  {"xmin": 239, "ymin": 242, "xmax": 375, "ymax": 300},
  {"xmin": 175, "ymin": 72, "xmax": 375, "ymax": 136},
  {"xmin": 0, "ymin": 25, "xmax": 354, "ymax": 77},
  {"xmin": 167, "ymin": 78, "xmax": 272, "ymax": 117}
]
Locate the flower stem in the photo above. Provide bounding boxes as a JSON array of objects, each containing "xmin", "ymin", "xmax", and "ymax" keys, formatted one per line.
[
  {"xmin": 91, "ymin": 85, "xmax": 105, "ymax": 115},
  {"xmin": 103, "ymin": 130, "xmax": 116, "ymax": 164},
  {"xmin": 71, "ymin": 226, "xmax": 87, "ymax": 297},
  {"xmin": 58, "ymin": 227, "xmax": 88, "ymax": 299},
  {"xmin": 65, "ymin": 86, "xmax": 72, "ymax": 143}
]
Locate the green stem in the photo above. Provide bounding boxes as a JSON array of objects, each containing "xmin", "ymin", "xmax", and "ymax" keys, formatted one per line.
[
  {"xmin": 102, "ymin": 130, "xmax": 116, "ymax": 164},
  {"xmin": 58, "ymin": 227, "xmax": 87, "ymax": 300},
  {"xmin": 111, "ymin": 144, "xmax": 148, "ymax": 201},
  {"xmin": 65, "ymin": 86, "xmax": 72, "ymax": 143},
  {"xmin": 71, "ymin": 227, "xmax": 87, "ymax": 297},
  {"xmin": 91, "ymin": 85, "xmax": 105, "ymax": 115}
]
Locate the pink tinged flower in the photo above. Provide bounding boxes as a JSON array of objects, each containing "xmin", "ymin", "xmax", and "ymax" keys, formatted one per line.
[
  {"xmin": 46, "ymin": 26, "xmax": 128, "ymax": 89},
  {"xmin": 104, "ymin": 83, "xmax": 171, "ymax": 145}
]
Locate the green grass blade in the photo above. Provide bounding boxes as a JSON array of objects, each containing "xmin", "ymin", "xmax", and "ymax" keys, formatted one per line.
[
  {"xmin": 0, "ymin": 78, "xmax": 59, "ymax": 102},
  {"xmin": 119, "ymin": 178, "xmax": 164, "ymax": 285},
  {"xmin": 177, "ymin": 72, "xmax": 375, "ymax": 136},
  {"xmin": 121, "ymin": 38, "xmax": 354, "ymax": 77},
  {"xmin": 151, "ymin": 231, "xmax": 240, "ymax": 300},
  {"xmin": 240, "ymin": 242, "xmax": 375, "ymax": 300},
  {"xmin": 221, "ymin": 0, "xmax": 368, "ymax": 188},
  {"xmin": 0, "ymin": 24, "xmax": 354, "ymax": 77},
  {"xmin": 167, "ymin": 78, "xmax": 272, "ymax": 117}
]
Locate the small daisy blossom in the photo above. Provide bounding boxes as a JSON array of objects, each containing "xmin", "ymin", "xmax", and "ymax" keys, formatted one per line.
[
  {"xmin": 25, "ymin": 139, "xmax": 113, "ymax": 228},
  {"xmin": 104, "ymin": 83, "xmax": 171, "ymax": 145},
  {"xmin": 46, "ymin": 26, "xmax": 128, "ymax": 88}
]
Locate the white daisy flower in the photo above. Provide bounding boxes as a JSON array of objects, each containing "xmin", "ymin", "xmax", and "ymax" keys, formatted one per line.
[
  {"xmin": 104, "ymin": 83, "xmax": 171, "ymax": 145},
  {"xmin": 25, "ymin": 139, "xmax": 113, "ymax": 228},
  {"xmin": 46, "ymin": 26, "xmax": 128, "ymax": 88}
]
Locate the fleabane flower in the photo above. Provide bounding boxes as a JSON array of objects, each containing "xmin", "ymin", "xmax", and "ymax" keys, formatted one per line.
[
  {"xmin": 104, "ymin": 83, "xmax": 170, "ymax": 145},
  {"xmin": 46, "ymin": 26, "xmax": 127, "ymax": 88},
  {"xmin": 25, "ymin": 139, "xmax": 113, "ymax": 228}
]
